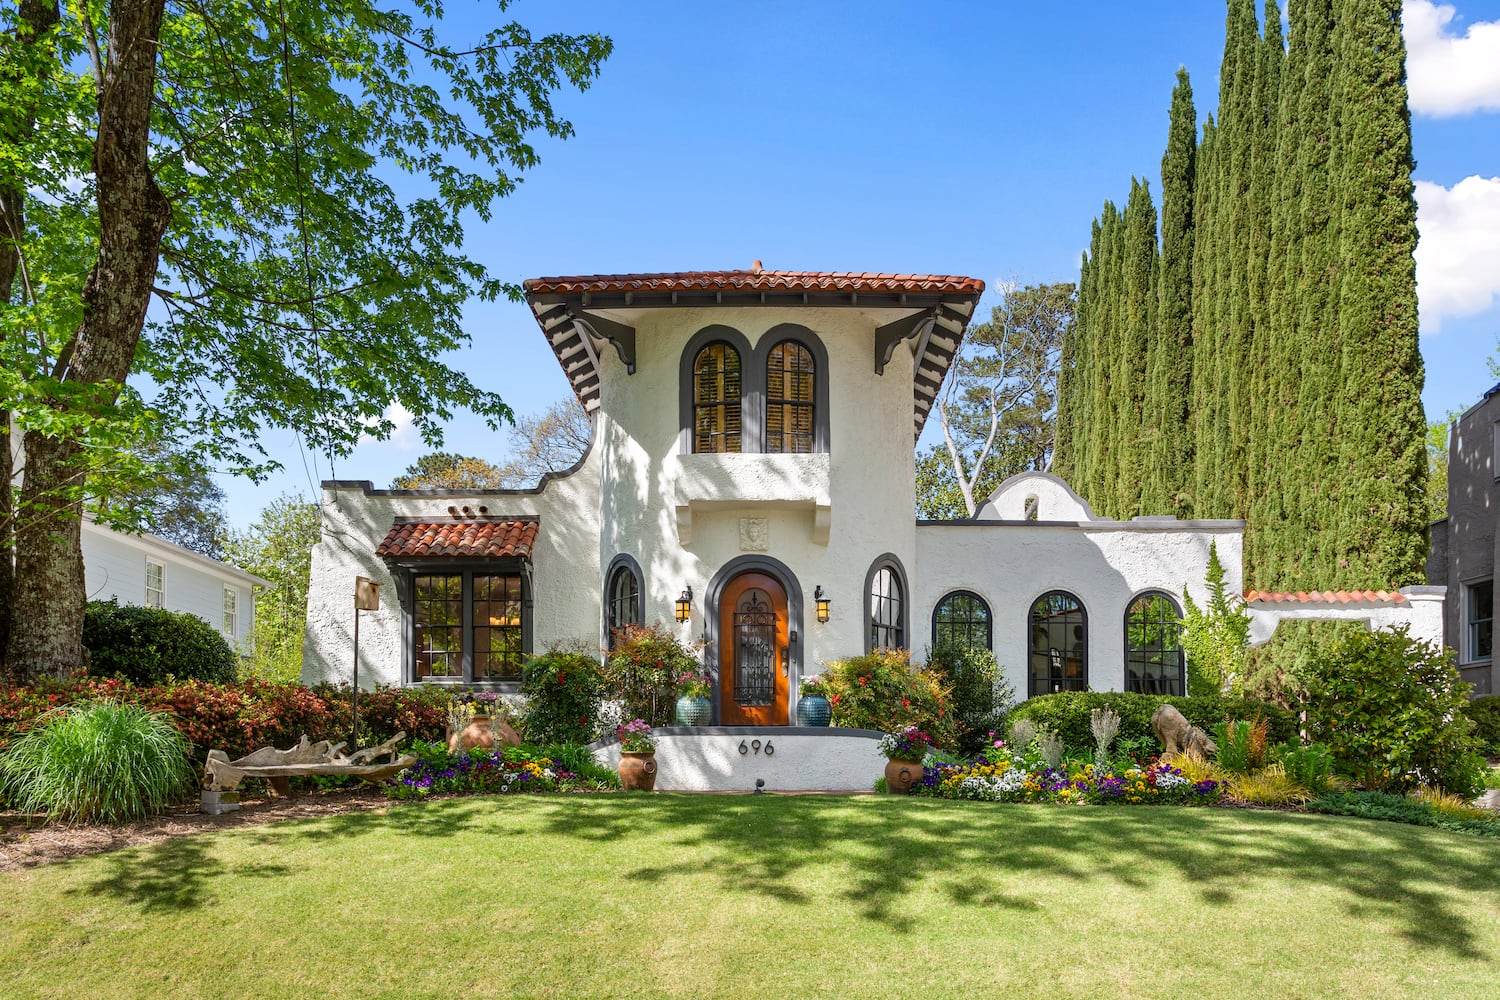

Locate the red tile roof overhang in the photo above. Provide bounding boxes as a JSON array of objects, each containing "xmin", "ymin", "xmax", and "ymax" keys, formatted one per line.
[
  {"xmin": 522, "ymin": 269, "xmax": 986, "ymax": 442},
  {"xmin": 1243, "ymin": 589, "xmax": 1408, "ymax": 605},
  {"xmin": 376, "ymin": 518, "xmax": 539, "ymax": 560}
]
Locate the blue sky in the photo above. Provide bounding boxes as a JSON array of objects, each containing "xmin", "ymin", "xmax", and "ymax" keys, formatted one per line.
[{"xmin": 217, "ymin": 0, "xmax": 1500, "ymax": 529}]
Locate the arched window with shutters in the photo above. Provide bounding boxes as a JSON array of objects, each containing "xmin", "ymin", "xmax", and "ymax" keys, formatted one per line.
[
  {"xmin": 932, "ymin": 590, "xmax": 992, "ymax": 650},
  {"xmin": 693, "ymin": 342, "xmax": 741, "ymax": 453},
  {"xmin": 1028, "ymin": 590, "xmax": 1086, "ymax": 697},
  {"xmin": 1124, "ymin": 591, "xmax": 1185, "ymax": 695},
  {"xmin": 766, "ymin": 339, "xmax": 815, "ymax": 453}
]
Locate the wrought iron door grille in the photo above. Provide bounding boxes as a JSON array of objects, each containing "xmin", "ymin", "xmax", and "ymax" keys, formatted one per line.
[{"xmin": 733, "ymin": 589, "xmax": 775, "ymax": 706}]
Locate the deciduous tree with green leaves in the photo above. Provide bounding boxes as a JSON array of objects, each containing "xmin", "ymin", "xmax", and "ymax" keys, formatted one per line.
[
  {"xmin": 0, "ymin": 0, "xmax": 611, "ymax": 679},
  {"xmin": 221, "ymin": 495, "xmax": 321, "ymax": 682}
]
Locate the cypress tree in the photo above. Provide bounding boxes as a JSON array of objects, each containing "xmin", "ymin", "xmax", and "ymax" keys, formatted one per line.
[
  {"xmin": 1086, "ymin": 202, "xmax": 1123, "ymax": 512},
  {"xmin": 1243, "ymin": 1, "xmax": 1284, "ymax": 583},
  {"xmin": 1144, "ymin": 68, "xmax": 1197, "ymax": 517},
  {"xmin": 1188, "ymin": 114, "xmax": 1217, "ymax": 519},
  {"xmin": 1327, "ymin": 0, "xmax": 1427, "ymax": 588},
  {"xmin": 1111, "ymin": 178, "xmax": 1159, "ymax": 517}
]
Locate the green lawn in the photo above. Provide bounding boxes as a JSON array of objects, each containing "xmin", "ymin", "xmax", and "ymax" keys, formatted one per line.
[{"xmin": 4, "ymin": 795, "xmax": 1499, "ymax": 999}]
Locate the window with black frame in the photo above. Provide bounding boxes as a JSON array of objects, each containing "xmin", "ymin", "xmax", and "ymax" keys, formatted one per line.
[
  {"xmin": 869, "ymin": 566, "xmax": 905, "ymax": 651},
  {"xmin": 412, "ymin": 569, "xmax": 526, "ymax": 682},
  {"xmin": 932, "ymin": 590, "xmax": 991, "ymax": 650},
  {"xmin": 606, "ymin": 562, "xmax": 642, "ymax": 649},
  {"xmin": 1124, "ymin": 592, "xmax": 1185, "ymax": 695},
  {"xmin": 1028, "ymin": 591, "xmax": 1086, "ymax": 697}
]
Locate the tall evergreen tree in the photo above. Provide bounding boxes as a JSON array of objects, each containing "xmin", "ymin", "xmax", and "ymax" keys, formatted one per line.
[
  {"xmin": 1143, "ymin": 68, "xmax": 1196, "ymax": 517},
  {"xmin": 1327, "ymin": 0, "xmax": 1427, "ymax": 588},
  {"xmin": 1110, "ymin": 178, "xmax": 1159, "ymax": 517}
]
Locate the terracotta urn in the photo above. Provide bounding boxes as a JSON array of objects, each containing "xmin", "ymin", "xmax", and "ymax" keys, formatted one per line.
[
  {"xmin": 618, "ymin": 750, "xmax": 658, "ymax": 791},
  {"xmin": 446, "ymin": 714, "xmax": 520, "ymax": 753},
  {"xmin": 884, "ymin": 757, "xmax": 924, "ymax": 794}
]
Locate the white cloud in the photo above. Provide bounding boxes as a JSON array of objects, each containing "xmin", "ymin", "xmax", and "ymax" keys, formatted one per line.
[
  {"xmin": 1415, "ymin": 175, "xmax": 1500, "ymax": 329},
  {"xmin": 358, "ymin": 402, "xmax": 421, "ymax": 451},
  {"xmin": 1404, "ymin": 1, "xmax": 1500, "ymax": 116}
]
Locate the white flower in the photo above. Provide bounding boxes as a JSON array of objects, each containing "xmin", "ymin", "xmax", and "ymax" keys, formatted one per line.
[{"xmin": 1155, "ymin": 771, "xmax": 1189, "ymax": 790}]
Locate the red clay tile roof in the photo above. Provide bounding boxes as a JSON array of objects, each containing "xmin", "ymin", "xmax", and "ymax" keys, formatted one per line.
[
  {"xmin": 1243, "ymin": 589, "xmax": 1408, "ymax": 604},
  {"xmin": 523, "ymin": 270, "xmax": 985, "ymax": 297},
  {"xmin": 376, "ymin": 520, "xmax": 539, "ymax": 559}
]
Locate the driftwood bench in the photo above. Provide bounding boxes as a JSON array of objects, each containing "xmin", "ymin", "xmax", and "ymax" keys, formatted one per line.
[{"xmin": 201, "ymin": 733, "xmax": 417, "ymax": 813}]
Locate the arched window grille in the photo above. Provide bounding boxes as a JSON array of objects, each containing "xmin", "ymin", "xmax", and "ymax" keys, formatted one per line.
[
  {"xmin": 1124, "ymin": 592, "xmax": 1185, "ymax": 696},
  {"xmin": 766, "ymin": 340, "xmax": 815, "ymax": 453},
  {"xmin": 693, "ymin": 342, "xmax": 742, "ymax": 453},
  {"xmin": 1028, "ymin": 590, "xmax": 1087, "ymax": 697},
  {"xmin": 869, "ymin": 566, "xmax": 905, "ymax": 651},
  {"xmin": 605, "ymin": 561, "xmax": 642, "ymax": 649},
  {"xmin": 932, "ymin": 591, "xmax": 992, "ymax": 650}
]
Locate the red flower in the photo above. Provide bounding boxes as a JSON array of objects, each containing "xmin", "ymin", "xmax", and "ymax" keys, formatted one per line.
[
  {"xmin": 902, "ymin": 699, "xmax": 910, "ymax": 708},
  {"xmin": 858, "ymin": 676, "xmax": 867, "ymax": 687}
]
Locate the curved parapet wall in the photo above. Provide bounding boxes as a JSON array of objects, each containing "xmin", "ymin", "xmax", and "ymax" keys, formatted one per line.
[{"xmin": 592, "ymin": 726, "xmax": 885, "ymax": 792}]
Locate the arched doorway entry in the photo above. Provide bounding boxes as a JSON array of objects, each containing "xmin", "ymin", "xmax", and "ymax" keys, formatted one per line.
[
  {"xmin": 719, "ymin": 572, "xmax": 788, "ymax": 725},
  {"xmin": 705, "ymin": 555, "xmax": 803, "ymax": 726}
]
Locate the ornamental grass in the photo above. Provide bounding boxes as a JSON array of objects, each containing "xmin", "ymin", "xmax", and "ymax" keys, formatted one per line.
[{"xmin": 0, "ymin": 700, "xmax": 195, "ymax": 824}]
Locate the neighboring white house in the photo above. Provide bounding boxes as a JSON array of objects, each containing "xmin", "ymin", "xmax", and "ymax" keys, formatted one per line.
[
  {"xmin": 303, "ymin": 267, "xmax": 1443, "ymax": 719},
  {"xmin": 81, "ymin": 518, "xmax": 269, "ymax": 650}
]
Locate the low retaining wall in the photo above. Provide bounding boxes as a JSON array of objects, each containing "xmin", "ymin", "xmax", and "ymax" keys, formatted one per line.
[{"xmin": 592, "ymin": 726, "xmax": 885, "ymax": 792}]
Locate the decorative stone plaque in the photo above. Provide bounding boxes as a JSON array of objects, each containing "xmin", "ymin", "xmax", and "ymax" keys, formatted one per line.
[{"xmin": 739, "ymin": 516, "xmax": 769, "ymax": 552}]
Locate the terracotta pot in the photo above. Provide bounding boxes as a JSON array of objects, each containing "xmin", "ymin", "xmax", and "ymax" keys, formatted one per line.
[
  {"xmin": 449, "ymin": 714, "xmax": 494, "ymax": 753},
  {"xmin": 884, "ymin": 757, "xmax": 924, "ymax": 794},
  {"xmin": 619, "ymin": 750, "xmax": 658, "ymax": 791}
]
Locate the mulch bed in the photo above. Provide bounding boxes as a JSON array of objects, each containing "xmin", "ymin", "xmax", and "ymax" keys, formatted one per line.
[{"xmin": 0, "ymin": 787, "xmax": 395, "ymax": 874}]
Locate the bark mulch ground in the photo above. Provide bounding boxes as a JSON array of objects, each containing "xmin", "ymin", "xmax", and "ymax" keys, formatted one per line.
[{"xmin": 0, "ymin": 786, "xmax": 393, "ymax": 874}]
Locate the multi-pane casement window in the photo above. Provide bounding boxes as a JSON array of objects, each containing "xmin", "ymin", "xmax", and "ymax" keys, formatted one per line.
[
  {"xmin": 1468, "ymin": 579, "xmax": 1494, "ymax": 662},
  {"xmin": 1124, "ymin": 592, "xmax": 1184, "ymax": 695},
  {"xmin": 932, "ymin": 590, "xmax": 991, "ymax": 650},
  {"xmin": 868, "ymin": 563, "xmax": 906, "ymax": 651},
  {"xmin": 605, "ymin": 559, "xmax": 643, "ymax": 648},
  {"xmin": 693, "ymin": 342, "xmax": 742, "ymax": 453},
  {"xmin": 222, "ymin": 586, "xmax": 239, "ymax": 637},
  {"xmin": 412, "ymin": 570, "xmax": 527, "ymax": 682},
  {"xmin": 766, "ymin": 340, "xmax": 815, "ymax": 453},
  {"xmin": 1029, "ymin": 590, "xmax": 1087, "ymax": 697},
  {"xmin": 145, "ymin": 559, "xmax": 165, "ymax": 608}
]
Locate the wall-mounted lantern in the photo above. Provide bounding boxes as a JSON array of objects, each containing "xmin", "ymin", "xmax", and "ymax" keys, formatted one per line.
[
  {"xmin": 675, "ymin": 586, "xmax": 693, "ymax": 624},
  {"xmin": 814, "ymin": 585, "xmax": 830, "ymax": 623}
]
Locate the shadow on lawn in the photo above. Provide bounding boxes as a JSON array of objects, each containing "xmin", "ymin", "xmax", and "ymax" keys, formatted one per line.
[
  {"xmin": 525, "ymin": 796, "xmax": 1500, "ymax": 956},
  {"xmin": 65, "ymin": 835, "xmax": 292, "ymax": 913}
]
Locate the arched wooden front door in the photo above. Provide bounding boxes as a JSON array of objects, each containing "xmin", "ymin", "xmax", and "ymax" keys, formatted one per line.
[{"xmin": 719, "ymin": 572, "xmax": 789, "ymax": 725}]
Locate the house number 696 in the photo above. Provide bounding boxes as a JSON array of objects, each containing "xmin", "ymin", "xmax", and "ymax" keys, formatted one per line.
[{"xmin": 738, "ymin": 739, "xmax": 774, "ymax": 756}]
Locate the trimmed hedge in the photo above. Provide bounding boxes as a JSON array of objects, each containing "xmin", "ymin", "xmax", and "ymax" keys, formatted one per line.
[
  {"xmin": 83, "ymin": 599, "xmax": 238, "ymax": 685},
  {"xmin": 1007, "ymin": 691, "xmax": 1298, "ymax": 755},
  {"xmin": 0, "ymin": 678, "xmax": 449, "ymax": 762},
  {"xmin": 1465, "ymin": 696, "xmax": 1500, "ymax": 756}
]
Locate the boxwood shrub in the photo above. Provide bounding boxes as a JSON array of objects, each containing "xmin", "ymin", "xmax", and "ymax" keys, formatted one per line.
[
  {"xmin": 1007, "ymin": 690, "xmax": 1298, "ymax": 755},
  {"xmin": 83, "ymin": 599, "xmax": 238, "ymax": 685}
]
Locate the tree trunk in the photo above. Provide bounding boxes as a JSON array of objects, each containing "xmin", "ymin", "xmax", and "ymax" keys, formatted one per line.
[
  {"xmin": 5, "ymin": 0, "xmax": 172, "ymax": 678},
  {"xmin": 0, "ymin": 0, "xmax": 64, "ymax": 677}
]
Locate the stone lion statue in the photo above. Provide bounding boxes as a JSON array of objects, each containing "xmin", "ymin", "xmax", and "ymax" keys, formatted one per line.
[{"xmin": 1151, "ymin": 704, "xmax": 1216, "ymax": 758}]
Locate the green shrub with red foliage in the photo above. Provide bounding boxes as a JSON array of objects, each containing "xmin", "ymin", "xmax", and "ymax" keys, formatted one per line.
[{"xmin": 0, "ymin": 679, "xmax": 449, "ymax": 762}]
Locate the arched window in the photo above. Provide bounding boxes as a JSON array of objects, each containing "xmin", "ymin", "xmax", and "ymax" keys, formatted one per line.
[
  {"xmin": 693, "ymin": 342, "xmax": 741, "ymax": 453},
  {"xmin": 1125, "ymin": 592, "xmax": 1184, "ymax": 695},
  {"xmin": 867, "ymin": 559, "xmax": 906, "ymax": 651},
  {"xmin": 605, "ymin": 558, "xmax": 643, "ymax": 649},
  {"xmin": 766, "ymin": 340, "xmax": 815, "ymax": 453},
  {"xmin": 932, "ymin": 590, "xmax": 991, "ymax": 650},
  {"xmin": 1028, "ymin": 590, "xmax": 1086, "ymax": 697}
]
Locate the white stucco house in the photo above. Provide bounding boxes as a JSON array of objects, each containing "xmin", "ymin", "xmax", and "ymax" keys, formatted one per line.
[
  {"xmin": 82, "ymin": 518, "xmax": 268, "ymax": 651},
  {"xmin": 303, "ymin": 267, "xmax": 1444, "ymax": 723}
]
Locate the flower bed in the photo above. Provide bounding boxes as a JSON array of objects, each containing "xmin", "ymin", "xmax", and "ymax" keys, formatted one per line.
[
  {"xmin": 386, "ymin": 741, "xmax": 617, "ymax": 798},
  {"xmin": 907, "ymin": 739, "xmax": 1222, "ymax": 806}
]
